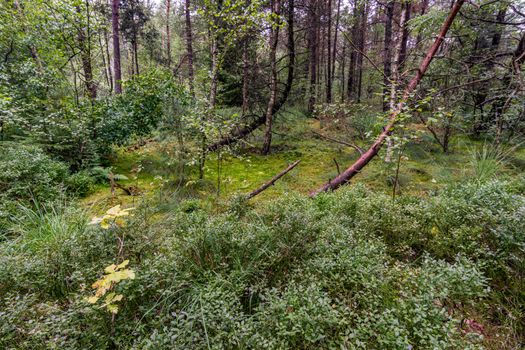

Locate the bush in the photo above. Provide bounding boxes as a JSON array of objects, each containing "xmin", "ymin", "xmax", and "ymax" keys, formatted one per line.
[
  {"xmin": 2, "ymin": 180, "xmax": 524, "ymax": 348},
  {"xmin": 0, "ymin": 143, "xmax": 95, "ymax": 235}
]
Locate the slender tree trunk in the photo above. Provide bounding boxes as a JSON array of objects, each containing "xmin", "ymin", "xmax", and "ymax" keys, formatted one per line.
[
  {"xmin": 262, "ymin": 0, "xmax": 281, "ymax": 155},
  {"xmin": 242, "ymin": 39, "xmax": 250, "ymax": 113},
  {"xmin": 340, "ymin": 41, "xmax": 346, "ymax": 101},
  {"xmin": 398, "ymin": 2, "xmax": 411, "ymax": 70},
  {"xmin": 385, "ymin": 2, "xmax": 408, "ymax": 163},
  {"xmin": 347, "ymin": 0, "xmax": 358, "ymax": 101},
  {"xmin": 104, "ymin": 27, "xmax": 114, "ymax": 93},
  {"xmin": 356, "ymin": 0, "xmax": 368, "ymax": 103},
  {"xmin": 184, "ymin": 0, "xmax": 195, "ymax": 98},
  {"xmin": 133, "ymin": 37, "xmax": 139, "ymax": 75},
  {"xmin": 310, "ymin": 0, "xmax": 466, "ymax": 196},
  {"xmin": 308, "ymin": 0, "xmax": 318, "ymax": 113},
  {"xmin": 383, "ymin": 1, "xmax": 394, "ymax": 112},
  {"xmin": 77, "ymin": 2, "xmax": 97, "ymax": 100},
  {"xmin": 166, "ymin": 0, "xmax": 171, "ymax": 67},
  {"xmin": 326, "ymin": 0, "xmax": 332, "ymax": 103},
  {"xmin": 331, "ymin": 0, "xmax": 341, "ymax": 92},
  {"xmin": 112, "ymin": 0, "xmax": 122, "ymax": 94},
  {"xmin": 99, "ymin": 32, "xmax": 110, "ymax": 90}
]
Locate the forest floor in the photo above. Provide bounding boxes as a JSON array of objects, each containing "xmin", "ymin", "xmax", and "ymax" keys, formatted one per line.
[{"xmin": 82, "ymin": 109, "xmax": 525, "ymax": 214}]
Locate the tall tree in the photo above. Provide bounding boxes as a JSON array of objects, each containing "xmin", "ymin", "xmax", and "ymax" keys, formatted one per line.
[
  {"xmin": 77, "ymin": 0, "xmax": 97, "ymax": 100},
  {"xmin": 262, "ymin": 0, "xmax": 282, "ymax": 154},
  {"xmin": 326, "ymin": 0, "xmax": 333, "ymax": 103},
  {"xmin": 184, "ymin": 0, "xmax": 195, "ymax": 97},
  {"xmin": 111, "ymin": 0, "xmax": 122, "ymax": 94},
  {"xmin": 382, "ymin": 0, "xmax": 394, "ymax": 111},
  {"xmin": 308, "ymin": 0, "xmax": 319, "ymax": 113}
]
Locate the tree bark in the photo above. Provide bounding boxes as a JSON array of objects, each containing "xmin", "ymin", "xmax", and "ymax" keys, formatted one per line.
[
  {"xmin": 310, "ymin": 0, "xmax": 466, "ymax": 196},
  {"xmin": 331, "ymin": 0, "xmax": 341, "ymax": 94},
  {"xmin": 112, "ymin": 0, "xmax": 122, "ymax": 94},
  {"xmin": 262, "ymin": 0, "xmax": 282, "ymax": 155},
  {"xmin": 326, "ymin": 0, "xmax": 332, "ymax": 103},
  {"xmin": 347, "ymin": 0, "xmax": 358, "ymax": 101},
  {"xmin": 398, "ymin": 1, "xmax": 411, "ymax": 70},
  {"xmin": 184, "ymin": 0, "xmax": 195, "ymax": 98},
  {"xmin": 77, "ymin": 1, "xmax": 97, "ymax": 99},
  {"xmin": 247, "ymin": 160, "xmax": 300, "ymax": 199},
  {"xmin": 383, "ymin": 1, "xmax": 394, "ymax": 112},
  {"xmin": 308, "ymin": 0, "xmax": 319, "ymax": 113},
  {"xmin": 385, "ymin": 1, "xmax": 408, "ymax": 162}
]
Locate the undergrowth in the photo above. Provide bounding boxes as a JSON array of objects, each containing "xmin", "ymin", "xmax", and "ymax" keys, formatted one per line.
[{"xmin": 1, "ymin": 178, "xmax": 524, "ymax": 349}]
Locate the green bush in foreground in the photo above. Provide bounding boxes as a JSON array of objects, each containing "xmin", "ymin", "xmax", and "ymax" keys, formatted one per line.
[
  {"xmin": 0, "ymin": 143, "xmax": 94, "ymax": 235},
  {"xmin": 1, "ymin": 179, "xmax": 524, "ymax": 349}
]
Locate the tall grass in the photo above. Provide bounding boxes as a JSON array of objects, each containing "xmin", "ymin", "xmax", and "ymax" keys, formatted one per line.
[{"xmin": 468, "ymin": 142, "xmax": 515, "ymax": 182}]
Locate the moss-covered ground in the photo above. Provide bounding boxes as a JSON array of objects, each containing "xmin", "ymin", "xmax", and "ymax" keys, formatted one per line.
[{"xmin": 82, "ymin": 109, "xmax": 525, "ymax": 214}]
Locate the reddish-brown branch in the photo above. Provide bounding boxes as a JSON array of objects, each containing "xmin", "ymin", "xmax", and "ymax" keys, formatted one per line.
[
  {"xmin": 309, "ymin": 0, "xmax": 466, "ymax": 197},
  {"xmin": 247, "ymin": 160, "xmax": 300, "ymax": 199}
]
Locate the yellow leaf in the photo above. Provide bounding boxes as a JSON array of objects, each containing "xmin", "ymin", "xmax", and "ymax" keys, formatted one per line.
[
  {"xmin": 105, "ymin": 264, "xmax": 117, "ymax": 274},
  {"xmin": 107, "ymin": 304, "xmax": 119, "ymax": 314},
  {"xmin": 86, "ymin": 296, "xmax": 99, "ymax": 304},
  {"xmin": 116, "ymin": 260, "xmax": 129, "ymax": 270},
  {"xmin": 106, "ymin": 205, "xmax": 122, "ymax": 216}
]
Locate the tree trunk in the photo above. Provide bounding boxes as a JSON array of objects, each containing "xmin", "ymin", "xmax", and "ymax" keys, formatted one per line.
[
  {"xmin": 77, "ymin": 1, "xmax": 97, "ymax": 100},
  {"xmin": 398, "ymin": 1, "xmax": 411, "ymax": 70},
  {"xmin": 209, "ymin": 40, "xmax": 218, "ymax": 107},
  {"xmin": 385, "ymin": 1, "xmax": 408, "ymax": 163},
  {"xmin": 112, "ymin": 0, "xmax": 122, "ymax": 94},
  {"xmin": 262, "ymin": 0, "xmax": 281, "ymax": 155},
  {"xmin": 326, "ymin": 0, "xmax": 332, "ymax": 103},
  {"xmin": 331, "ymin": 0, "xmax": 341, "ymax": 94},
  {"xmin": 184, "ymin": 0, "xmax": 195, "ymax": 97},
  {"xmin": 104, "ymin": 27, "xmax": 114, "ymax": 93},
  {"xmin": 383, "ymin": 1, "xmax": 394, "ymax": 112},
  {"xmin": 307, "ymin": 0, "xmax": 318, "ymax": 114},
  {"xmin": 347, "ymin": 1, "xmax": 358, "ymax": 101},
  {"xmin": 356, "ymin": 0, "xmax": 368, "ymax": 103},
  {"xmin": 310, "ymin": 0, "xmax": 466, "ymax": 196}
]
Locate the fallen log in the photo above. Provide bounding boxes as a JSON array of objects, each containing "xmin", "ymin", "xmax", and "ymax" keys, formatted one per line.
[
  {"xmin": 247, "ymin": 160, "xmax": 300, "ymax": 199},
  {"xmin": 309, "ymin": 0, "xmax": 466, "ymax": 197}
]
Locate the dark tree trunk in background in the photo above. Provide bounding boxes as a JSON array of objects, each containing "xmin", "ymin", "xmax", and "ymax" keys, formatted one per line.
[
  {"xmin": 242, "ymin": 40, "xmax": 250, "ymax": 113},
  {"xmin": 104, "ymin": 27, "xmax": 114, "ymax": 92},
  {"xmin": 308, "ymin": 0, "xmax": 318, "ymax": 113},
  {"xmin": 326, "ymin": 0, "xmax": 332, "ymax": 103},
  {"xmin": 347, "ymin": 1, "xmax": 358, "ymax": 101},
  {"xmin": 77, "ymin": 1, "xmax": 97, "ymax": 100},
  {"xmin": 331, "ymin": 0, "xmax": 341, "ymax": 96},
  {"xmin": 310, "ymin": 0, "xmax": 466, "ymax": 196},
  {"xmin": 262, "ymin": 0, "xmax": 281, "ymax": 155},
  {"xmin": 184, "ymin": 0, "xmax": 195, "ymax": 97},
  {"xmin": 112, "ymin": 0, "xmax": 122, "ymax": 94},
  {"xmin": 356, "ymin": 0, "xmax": 368, "ymax": 102},
  {"xmin": 383, "ymin": 0, "xmax": 394, "ymax": 112}
]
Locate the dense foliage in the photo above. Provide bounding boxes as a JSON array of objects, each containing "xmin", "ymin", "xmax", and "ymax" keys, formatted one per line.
[{"xmin": 1, "ymin": 179, "xmax": 524, "ymax": 348}]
